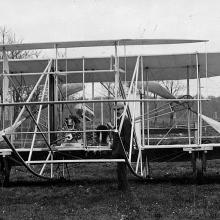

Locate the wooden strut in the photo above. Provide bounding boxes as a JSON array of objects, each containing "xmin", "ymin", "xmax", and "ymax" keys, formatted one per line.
[
  {"xmin": 2, "ymin": 134, "xmax": 128, "ymax": 180},
  {"xmin": 7, "ymin": 75, "xmax": 54, "ymax": 155},
  {"xmin": 3, "ymin": 132, "xmax": 146, "ymax": 181},
  {"xmin": 0, "ymin": 98, "xmax": 205, "ymax": 107}
]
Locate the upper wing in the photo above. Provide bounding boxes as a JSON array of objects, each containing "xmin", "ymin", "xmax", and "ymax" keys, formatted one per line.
[{"xmin": 0, "ymin": 39, "xmax": 206, "ymax": 51}]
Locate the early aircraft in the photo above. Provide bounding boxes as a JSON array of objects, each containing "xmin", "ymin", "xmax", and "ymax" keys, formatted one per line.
[{"xmin": 0, "ymin": 38, "xmax": 219, "ymax": 185}]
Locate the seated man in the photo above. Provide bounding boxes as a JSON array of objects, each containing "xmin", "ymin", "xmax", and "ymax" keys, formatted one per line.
[{"xmin": 65, "ymin": 115, "xmax": 81, "ymax": 129}]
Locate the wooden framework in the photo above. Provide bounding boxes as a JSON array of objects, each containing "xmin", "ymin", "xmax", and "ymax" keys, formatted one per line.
[{"xmin": 0, "ymin": 38, "xmax": 219, "ymax": 184}]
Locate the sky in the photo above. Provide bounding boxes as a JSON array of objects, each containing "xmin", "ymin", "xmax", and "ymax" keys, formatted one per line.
[
  {"xmin": 2, "ymin": 0, "xmax": 219, "ymax": 51},
  {"xmin": 1, "ymin": 0, "xmax": 220, "ymax": 96}
]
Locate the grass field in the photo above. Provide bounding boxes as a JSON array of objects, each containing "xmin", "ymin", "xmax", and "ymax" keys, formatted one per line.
[{"xmin": 1, "ymin": 161, "xmax": 220, "ymax": 219}]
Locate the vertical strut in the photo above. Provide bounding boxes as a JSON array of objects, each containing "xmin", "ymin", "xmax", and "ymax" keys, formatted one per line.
[
  {"xmin": 186, "ymin": 66, "xmax": 191, "ymax": 145},
  {"xmin": 141, "ymin": 56, "xmax": 149, "ymax": 177},
  {"xmin": 2, "ymin": 49, "xmax": 10, "ymax": 131},
  {"xmin": 92, "ymin": 82, "xmax": 95, "ymax": 143},
  {"xmin": 114, "ymin": 42, "xmax": 119, "ymax": 129},
  {"xmin": 82, "ymin": 57, "xmax": 86, "ymax": 148},
  {"xmin": 196, "ymin": 53, "xmax": 200, "ymax": 145},
  {"xmin": 49, "ymin": 63, "xmax": 56, "ymax": 143}
]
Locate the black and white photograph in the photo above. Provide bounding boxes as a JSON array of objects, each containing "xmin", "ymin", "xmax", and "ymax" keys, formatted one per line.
[{"xmin": 0, "ymin": 0, "xmax": 220, "ymax": 219}]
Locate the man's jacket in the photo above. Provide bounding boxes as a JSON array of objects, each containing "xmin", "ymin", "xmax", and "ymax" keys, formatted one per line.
[{"xmin": 112, "ymin": 116, "xmax": 132, "ymax": 158}]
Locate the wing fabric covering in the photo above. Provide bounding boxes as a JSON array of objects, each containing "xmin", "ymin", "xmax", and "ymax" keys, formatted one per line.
[
  {"xmin": 137, "ymin": 81, "xmax": 175, "ymax": 99},
  {"xmin": 2, "ymin": 53, "xmax": 220, "ymax": 83},
  {"xmin": 200, "ymin": 114, "xmax": 220, "ymax": 134},
  {"xmin": 144, "ymin": 82, "xmax": 176, "ymax": 99}
]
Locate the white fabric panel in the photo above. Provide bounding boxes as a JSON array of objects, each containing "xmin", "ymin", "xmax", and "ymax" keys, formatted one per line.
[
  {"xmin": 201, "ymin": 114, "xmax": 220, "ymax": 134},
  {"xmin": 128, "ymin": 93, "xmax": 141, "ymax": 146}
]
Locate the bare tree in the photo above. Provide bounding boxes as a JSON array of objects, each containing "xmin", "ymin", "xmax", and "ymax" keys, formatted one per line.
[
  {"xmin": 0, "ymin": 26, "xmax": 41, "ymax": 123},
  {"xmin": 160, "ymin": 80, "xmax": 185, "ymax": 126},
  {"xmin": 0, "ymin": 26, "xmax": 40, "ymax": 59},
  {"xmin": 160, "ymin": 80, "xmax": 184, "ymax": 97}
]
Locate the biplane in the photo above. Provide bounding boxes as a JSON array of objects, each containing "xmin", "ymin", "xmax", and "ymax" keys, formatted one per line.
[{"xmin": 0, "ymin": 38, "xmax": 220, "ymax": 186}]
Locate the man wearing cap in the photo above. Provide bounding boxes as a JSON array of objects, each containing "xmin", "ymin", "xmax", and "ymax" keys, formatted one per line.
[{"xmin": 111, "ymin": 102, "xmax": 131, "ymax": 191}]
